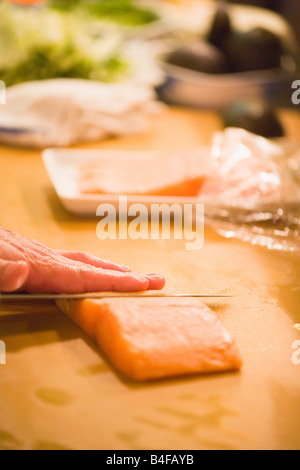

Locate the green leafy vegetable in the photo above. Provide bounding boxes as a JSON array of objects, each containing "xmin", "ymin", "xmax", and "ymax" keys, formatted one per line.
[
  {"xmin": 0, "ymin": 3, "xmax": 129, "ymax": 86},
  {"xmin": 0, "ymin": 42, "xmax": 127, "ymax": 86},
  {"xmin": 0, "ymin": 1, "xmax": 161, "ymax": 87},
  {"xmin": 48, "ymin": 0, "xmax": 82, "ymax": 11},
  {"xmin": 49, "ymin": 0, "xmax": 159, "ymax": 25}
]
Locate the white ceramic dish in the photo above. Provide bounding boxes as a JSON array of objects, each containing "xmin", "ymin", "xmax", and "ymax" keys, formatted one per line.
[
  {"xmin": 158, "ymin": 62, "xmax": 296, "ymax": 110},
  {"xmin": 42, "ymin": 148, "xmax": 203, "ymax": 217}
]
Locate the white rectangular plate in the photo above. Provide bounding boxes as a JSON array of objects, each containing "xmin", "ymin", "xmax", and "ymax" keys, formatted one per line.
[{"xmin": 42, "ymin": 148, "xmax": 207, "ymax": 217}]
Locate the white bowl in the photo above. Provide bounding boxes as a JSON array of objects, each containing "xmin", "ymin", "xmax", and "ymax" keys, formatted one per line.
[{"xmin": 157, "ymin": 59, "xmax": 296, "ymax": 110}]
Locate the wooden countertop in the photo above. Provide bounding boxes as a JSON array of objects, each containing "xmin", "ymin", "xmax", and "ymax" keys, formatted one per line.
[{"xmin": 0, "ymin": 107, "xmax": 300, "ymax": 450}]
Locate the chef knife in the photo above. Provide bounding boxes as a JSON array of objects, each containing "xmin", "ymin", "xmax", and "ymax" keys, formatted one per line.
[{"xmin": 0, "ymin": 292, "xmax": 233, "ymax": 301}]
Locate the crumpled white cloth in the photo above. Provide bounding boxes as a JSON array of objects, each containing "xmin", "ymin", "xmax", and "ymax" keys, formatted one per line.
[{"xmin": 0, "ymin": 79, "xmax": 162, "ymax": 148}]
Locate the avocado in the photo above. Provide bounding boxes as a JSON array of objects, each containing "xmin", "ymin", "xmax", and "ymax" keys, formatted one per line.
[
  {"xmin": 224, "ymin": 27, "xmax": 283, "ymax": 73},
  {"xmin": 166, "ymin": 41, "xmax": 231, "ymax": 74},
  {"xmin": 207, "ymin": 3, "xmax": 232, "ymax": 50},
  {"xmin": 222, "ymin": 100, "xmax": 285, "ymax": 138}
]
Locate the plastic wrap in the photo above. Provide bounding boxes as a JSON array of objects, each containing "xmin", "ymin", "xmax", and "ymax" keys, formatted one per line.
[{"xmin": 201, "ymin": 128, "xmax": 300, "ymax": 255}]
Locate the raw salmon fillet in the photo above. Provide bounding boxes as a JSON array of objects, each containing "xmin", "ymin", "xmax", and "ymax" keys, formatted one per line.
[
  {"xmin": 57, "ymin": 298, "xmax": 242, "ymax": 381},
  {"xmin": 77, "ymin": 150, "xmax": 207, "ymax": 197}
]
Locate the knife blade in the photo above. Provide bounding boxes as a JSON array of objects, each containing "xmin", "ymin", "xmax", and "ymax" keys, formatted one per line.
[{"xmin": 0, "ymin": 292, "xmax": 233, "ymax": 302}]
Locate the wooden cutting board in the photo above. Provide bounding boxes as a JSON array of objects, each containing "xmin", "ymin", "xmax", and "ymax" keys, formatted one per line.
[{"xmin": 0, "ymin": 107, "xmax": 300, "ymax": 450}]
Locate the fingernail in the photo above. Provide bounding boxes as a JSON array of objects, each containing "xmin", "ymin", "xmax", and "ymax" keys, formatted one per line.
[{"xmin": 120, "ymin": 265, "xmax": 131, "ymax": 272}]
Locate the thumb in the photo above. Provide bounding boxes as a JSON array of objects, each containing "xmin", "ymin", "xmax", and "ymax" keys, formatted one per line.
[{"xmin": 0, "ymin": 260, "xmax": 29, "ymax": 293}]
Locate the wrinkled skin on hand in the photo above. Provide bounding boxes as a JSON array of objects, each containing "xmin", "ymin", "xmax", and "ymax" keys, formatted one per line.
[{"xmin": 0, "ymin": 228, "xmax": 166, "ymax": 294}]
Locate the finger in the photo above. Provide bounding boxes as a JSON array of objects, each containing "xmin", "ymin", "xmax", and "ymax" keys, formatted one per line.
[
  {"xmin": 76, "ymin": 268, "xmax": 151, "ymax": 293},
  {"xmin": 57, "ymin": 251, "xmax": 131, "ymax": 273},
  {"xmin": 0, "ymin": 260, "xmax": 29, "ymax": 293},
  {"xmin": 84, "ymin": 270, "xmax": 150, "ymax": 293},
  {"xmin": 143, "ymin": 273, "xmax": 166, "ymax": 290},
  {"xmin": 24, "ymin": 262, "xmax": 150, "ymax": 294}
]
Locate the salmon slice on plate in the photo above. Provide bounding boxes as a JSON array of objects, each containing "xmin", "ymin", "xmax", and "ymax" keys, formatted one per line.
[
  {"xmin": 77, "ymin": 149, "xmax": 208, "ymax": 197},
  {"xmin": 57, "ymin": 298, "xmax": 242, "ymax": 381}
]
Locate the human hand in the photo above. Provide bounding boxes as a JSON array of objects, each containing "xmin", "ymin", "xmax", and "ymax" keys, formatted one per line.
[{"xmin": 0, "ymin": 228, "xmax": 165, "ymax": 294}]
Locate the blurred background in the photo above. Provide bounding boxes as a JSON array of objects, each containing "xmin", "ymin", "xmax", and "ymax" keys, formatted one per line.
[
  {"xmin": 228, "ymin": 0, "xmax": 300, "ymax": 47},
  {"xmin": 0, "ymin": 0, "xmax": 300, "ymax": 141}
]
